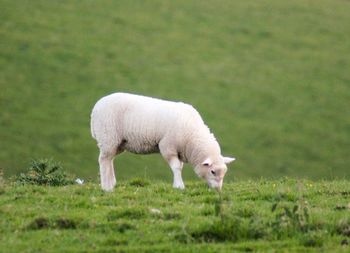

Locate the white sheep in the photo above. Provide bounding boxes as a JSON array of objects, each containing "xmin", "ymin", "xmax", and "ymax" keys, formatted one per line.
[{"xmin": 91, "ymin": 92, "xmax": 235, "ymax": 191}]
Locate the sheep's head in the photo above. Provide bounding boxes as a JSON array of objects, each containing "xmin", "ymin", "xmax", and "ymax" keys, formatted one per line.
[{"xmin": 195, "ymin": 156, "xmax": 235, "ymax": 191}]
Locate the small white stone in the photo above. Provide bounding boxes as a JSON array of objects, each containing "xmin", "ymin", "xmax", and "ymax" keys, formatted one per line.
[{"xmin": 75, "ymin": 178, "xmax": 84, "ymax": 185}]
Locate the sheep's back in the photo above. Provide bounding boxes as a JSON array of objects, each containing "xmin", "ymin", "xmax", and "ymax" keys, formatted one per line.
[{"xmin": 91, "ymin": 93, "xmax": 206, "ymax": 154}]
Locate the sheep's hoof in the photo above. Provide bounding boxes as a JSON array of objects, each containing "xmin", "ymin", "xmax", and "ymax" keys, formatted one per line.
[
  {"xmin": 102, "ymin": 187, "xmax": 115, "ymax": 192},
  {"xmin": 173, "ymin": 183, "xmax": 185, "ymax": 190},
  {"xmin": 101, "ymin": 182, "xmax": 116, "ymax": 192}
]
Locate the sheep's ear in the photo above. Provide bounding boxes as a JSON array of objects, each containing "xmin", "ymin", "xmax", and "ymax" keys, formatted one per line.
[
  {"xmin": 223, "ymin": 156, "xmax": 236, "ymax": 164},
  {"xmin": 202, "ymin": 157, "xmax": 212, "ymax": 167}
]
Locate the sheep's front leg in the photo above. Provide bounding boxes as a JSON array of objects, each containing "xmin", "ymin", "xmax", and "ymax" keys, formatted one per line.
[
  {"xmin": 168, "ymin": 157, "xmax": 185, "ymax": 189},
  {"xmin": 159, "ymin": 140, "xmax": 185, "ymax": 189}
]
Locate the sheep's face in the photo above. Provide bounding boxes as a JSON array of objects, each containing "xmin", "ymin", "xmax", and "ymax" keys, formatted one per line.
[{"xmin": 195, "ymin": 156, "xmax": 235, "ymax": 191}]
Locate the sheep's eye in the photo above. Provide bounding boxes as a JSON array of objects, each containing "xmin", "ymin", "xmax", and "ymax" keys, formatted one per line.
[{"xmin": 210, "ymin": 170, "xmax": 216, "ymax": 175}]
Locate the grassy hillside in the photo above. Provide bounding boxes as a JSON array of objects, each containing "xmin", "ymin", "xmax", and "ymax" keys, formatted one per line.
[
  {"xmin": 1, "ymin": 0, "xmax": 350, "ymax": 180},
  {"xmin": 1, "ymin": 178, "xmax": 350, "ymax": 252}
]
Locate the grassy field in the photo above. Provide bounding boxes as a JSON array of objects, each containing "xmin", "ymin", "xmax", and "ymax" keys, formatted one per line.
[
  {"xmin": 1, "ymin": 0, "xmax": 350, "ymax": 181},
  {"xmin": 1, "ymin": 177, "xmax": 350, "ymax": 252}
]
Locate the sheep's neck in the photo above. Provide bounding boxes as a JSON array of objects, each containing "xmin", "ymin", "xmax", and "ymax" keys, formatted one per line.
[{"xmin": 184, "ymin": 131, "xmax": 221, "ymax": 167}]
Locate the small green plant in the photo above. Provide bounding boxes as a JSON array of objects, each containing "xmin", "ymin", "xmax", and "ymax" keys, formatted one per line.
[
  {"xmin": 271, "ymin": 199, "xmax": 310, "ymax": 237},
  {"xmin": 16, "ymin": 159, "xmax": 74, "ymax": 186}
]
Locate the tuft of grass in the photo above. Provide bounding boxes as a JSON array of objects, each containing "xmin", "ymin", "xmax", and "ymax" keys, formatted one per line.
[
  {"xmin": 271, "ymin": 198, "xmax": 310, "ymax": 237},
  {"xmin": 105, "ymin": 238, "xmax": 129, "ymax": 246},
  {"xmin": 16, "ymin": 159, "xmax": 75, "ymax": 186},
  {"xmin": 300, "ymin": 231, "xmax": 324, "ymax": 247},
  {"xmin": 128, "ymin": 178, "xmax": 150, "ymax": 187},
  {"xmin": 336, "ymin": 219, "xmax": 350, "ymax": 237},
  {"xmin": 191, "ymin": 194, "xmax": 267, "ymax": 242},
  {"xmin": 113, "ymin": 222, "xmax": 136, "ymax": 233},
  {"xmin": 191, "ymin": 214, "xmax": 267, "ymax": 243},
  {"xmin": 27, "ymin": 217, "xmax": 79, "ymax": 230},
  {"xmin": 163, "ymin": 211, "xmax": 182, "ymax": 220},
  {"xmin": 55, "ymin": 218, "xmax": 78, "ymax": 229},
  {"xmin": 107, "ymin": 208, "xmax": 147, "ymax": 221},
  {"xmin": 27, "ymin": 217, "xmax": 50, "ymax": 230}
]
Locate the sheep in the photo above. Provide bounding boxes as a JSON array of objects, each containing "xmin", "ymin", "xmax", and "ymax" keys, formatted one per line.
[{"xmin": 90, "ymin": 92, "xmax": 235, "ymax": 191}]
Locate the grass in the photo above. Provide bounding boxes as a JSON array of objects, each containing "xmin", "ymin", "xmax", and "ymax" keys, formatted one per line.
[
  {"xmin": 0, "ymin": 178, "xmax": 349, "ymax": 252},
  {"xmin": 1, "ymin": 0, "xmax": 350, "ymax": 181}
]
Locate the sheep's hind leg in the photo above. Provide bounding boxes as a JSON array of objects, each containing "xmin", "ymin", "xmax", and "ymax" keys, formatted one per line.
[{"xmin": 99, "ymin": 151, "xmax": 116, "ymax": 191}]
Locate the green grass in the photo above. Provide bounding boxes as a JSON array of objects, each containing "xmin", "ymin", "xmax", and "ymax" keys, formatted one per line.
[
  {"xmin": 1, "ymin": 0, "xmax": 350, "ymax": 180},
  {"xmin": 1, "ymin": 178, "xmax": 349, "ymax": 252}
]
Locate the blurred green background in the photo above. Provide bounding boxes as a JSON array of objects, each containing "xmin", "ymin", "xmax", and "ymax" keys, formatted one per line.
[{"xmin": 1, "ymin": 0, "xmax": 349, "ymax": 181}]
